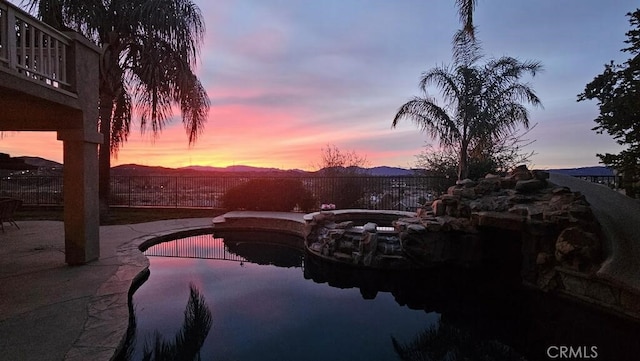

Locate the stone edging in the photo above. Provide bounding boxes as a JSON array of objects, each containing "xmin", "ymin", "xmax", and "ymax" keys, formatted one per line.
[{"xmin": 64, "ymin": 225, "xmax": 214, "ymax": 361}]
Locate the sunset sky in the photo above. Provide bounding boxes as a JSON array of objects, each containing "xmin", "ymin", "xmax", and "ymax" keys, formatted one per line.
[{"xmin": 1, "ymin": 0, "xmax": 637, "ymax": 170}]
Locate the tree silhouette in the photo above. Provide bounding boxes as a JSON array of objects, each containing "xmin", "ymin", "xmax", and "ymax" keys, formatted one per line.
[
  {"xmin": 392, "ymin": 33, "xmax": 541, "ymax": 180},
  {"xmin": 25, "ymin": 0, "xmax": 210, "ymax": 212},
  {"xmin": 578, "ymin": 9, "xmax": 640, "ymax": 198},
  {"xmin": 141, "ymin": 284, "xmax": 213, "ymax": 361},
  {"xmin": 391, "ymin": 318, "xmax": 527, "ymax": 361}
]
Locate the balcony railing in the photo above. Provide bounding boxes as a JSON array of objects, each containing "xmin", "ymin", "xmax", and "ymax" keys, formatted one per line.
[{"xmin": 0, "ymin": 0, "xmax": 70, "ymax": 90}]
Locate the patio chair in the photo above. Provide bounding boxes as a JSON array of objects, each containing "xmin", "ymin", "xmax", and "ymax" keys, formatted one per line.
[{"xmin": 0, "ymin": 197, "xmax": 22, "ymax": 232}]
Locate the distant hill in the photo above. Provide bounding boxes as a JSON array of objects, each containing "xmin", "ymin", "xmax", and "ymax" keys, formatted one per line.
[
  {"xmin": 17, "ymin": 156, "xmax": 62, "ymax": 169},
  {"xmin": 7, "ymin": 156, "xmax": 616, "ymax": 178},
  {"xmin": 368, "ymin": 166, "xmax": 414, "ymax": 176},
  {"xmin": 112, "ymin": 163, "xmax": 306, "ymax": 176},
  {"xmin": 112, "ymin": 164, "xmax": 184, "ymax": 176},
  {"xmin": 548, "ymin": 166, "xmax": 614, "ymax": 177},
  {"xmin": 181, "ymin": 165, "xmax": 297, "ymax": 173}
]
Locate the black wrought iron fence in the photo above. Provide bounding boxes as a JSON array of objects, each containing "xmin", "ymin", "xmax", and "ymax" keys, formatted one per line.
[
  {"xmin": 1, "ymin": 174, "xmax": 624, "ymax": 210},
  {"xmin": 3, "ymin": 173, "xmax": 626, "ymax": 210},
  {"xmin": 574, "ymin": 175, "xmax": 620, "ymax": 189},
  {"xmin": 110, "ymin": 175, "xmax": 453, "ymax": 211},
  {"xmin": 0, "ymin": 175, "xmax": 63, "ymax": 205},
  {"xmin": 1, "ymin": 174, "xmax": 454, "ymax": 211}
]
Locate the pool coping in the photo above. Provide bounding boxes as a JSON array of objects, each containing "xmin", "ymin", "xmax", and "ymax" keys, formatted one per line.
[
  {"xmin": 64, "ymin": 222, "xmax": 216, "ymax": 361},
  {"xmin": 67, "ymin": 212, "xmax": 308, "ymax": 360}
]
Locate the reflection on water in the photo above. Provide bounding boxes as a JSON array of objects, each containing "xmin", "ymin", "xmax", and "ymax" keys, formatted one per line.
[
  {"xmin": 141, "ymin": 284, "xmax": 212, "ymax": 360},
  {"xmin": 392, "ymin": 320, "xmax": 527, "ymax": 361},
  {"xmin": 118, "ymin": 283, "xmax": 212, "ymax": 361},
  {"xmin": 121, "ymin": 232, "xmax": 640, "ymax": 361}
]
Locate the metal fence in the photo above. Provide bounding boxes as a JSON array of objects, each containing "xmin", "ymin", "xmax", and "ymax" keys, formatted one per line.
[
  {"xmin": 144, "ymin": 233, "xmax": 248, "ymax": 262},
  {"xmin": 0, "ymin": 174, "xmax": 453, "ymax": 211},
  {"xmin": 109, "ymin": 175, "xmax": 453, "ymax": 211},
  {"xmin": 574, "ymin": 175, "xmax": 620, "ymax": 189},
  {"xmin": 3, "ymin": 174, "xmax": 621, "ymax": 210},
  {"xmin": 0, "ymin": 175, "xmax": 63, "ymax": 205}
]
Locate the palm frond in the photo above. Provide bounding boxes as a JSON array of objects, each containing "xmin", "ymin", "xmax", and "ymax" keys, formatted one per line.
[
  {"xmin": 452, "ymin": 28, "xmax": 483, "ymax": 67},
  {"xmin": 455, "ymin": 0, "xmax": 478, "ymax": 39},
  {"xmin": 127, "ymin": 32, "xmax": 209, "ymax": 144},
  {"xmin": 110, "ymin": 88, "xmax": 132, "ymax": 155},
  {"xmin": 392, "ymin": 97, "xmax": 459, "ymax": 147},
  {"xmin": 136, "ymin": 0, "xmax": 206, "ymax": 66},
  {"xmin": 420, "ymin": 66, "xmax": 462, "ymax": 105}
]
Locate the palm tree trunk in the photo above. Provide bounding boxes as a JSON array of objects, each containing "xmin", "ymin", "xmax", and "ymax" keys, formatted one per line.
[
  {"xmin": 98, "ymin": 94, "xmax": 113, "ymax": 220},
  {"xmin": 458, "ymin": 142, "xmax": 470, "ymax": 180}
]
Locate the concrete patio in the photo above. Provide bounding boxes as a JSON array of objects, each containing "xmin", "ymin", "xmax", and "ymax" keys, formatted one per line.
[{"xmin": 0, "ymin": 218, "xmax": 213, "ymax": 361}]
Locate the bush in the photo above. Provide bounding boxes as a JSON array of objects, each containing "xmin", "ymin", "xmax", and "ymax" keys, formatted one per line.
[
  {"xmin": 326, "ymin": 178, "xmax": 366, "ymax": 209},
  {"xmin": 222, "ymin": 178, "xmax": 317, "ymax": 212}
]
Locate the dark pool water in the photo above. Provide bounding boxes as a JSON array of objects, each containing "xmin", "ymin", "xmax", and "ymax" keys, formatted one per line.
[{"xmin": 122, "ymin": 232, "xmax": 640, "ymax": 361}]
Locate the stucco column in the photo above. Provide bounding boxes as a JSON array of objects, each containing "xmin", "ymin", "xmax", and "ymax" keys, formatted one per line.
[
  {"xmin": 55, "ymin": 32, "xmax": 102, "ymax": 265},
  {"xmin": 57, "ymin": 130, "xmax": 102, "ymax": 264}
]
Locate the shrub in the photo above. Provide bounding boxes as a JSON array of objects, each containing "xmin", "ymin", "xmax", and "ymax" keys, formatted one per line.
[
  {"xmin": 316, "ymin": 177, "xmax": 367, "ymax": 209},
  {"xmin": 222, "ymin": 178, "xmax": 317, "ymax": 212}
]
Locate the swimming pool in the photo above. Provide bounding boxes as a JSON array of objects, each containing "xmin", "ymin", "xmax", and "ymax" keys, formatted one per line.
[{"xmin": 121, "ymin": 231, "xmax": 640, "ymax": 361}]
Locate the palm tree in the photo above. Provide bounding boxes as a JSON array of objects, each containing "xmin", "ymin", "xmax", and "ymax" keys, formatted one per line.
[
  {"xmin": 455, "ymin": 0, "xmax": 478, "ymax": 39},
  {"xmin": 25, "ymin": 0, "xmax": 210, "ymax": 211},
  {"xmin": 392, "ymin": 34, "xmax": 542, "ymax": 180}
]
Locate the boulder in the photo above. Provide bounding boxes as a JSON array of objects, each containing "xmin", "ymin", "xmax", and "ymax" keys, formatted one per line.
[
  {"xmin": 510, "ymin": 164, "xmax": 533, "ymax": 181},
  {"xmin": 407, "ymin": 224, "xmax": 426, "ymax": 233},
  {"xmin": 447, "ymin": 185, "xmax": 461, "ymax": 196},
  {"xmin": 473, "ymin": 211, "xmax": 525, "ymax": 231},
  {"xmin": 474, "ymin": 179, "xmax": 500, "ymax": 195},
  {"xmin": 432, "ymin": 199, "xmax": 445, "ymax": 216},
  {"xmin": 458, "ymin": 187, "xmax": 477, "ymax": 199},
  {"xmin": 532, "ymin": 170, "xmax": 550, "ymax": 180},
  {"xmin": 508, "ymin": 204, "xmax": 531, "ymax": 217},
  {"xmin": 500, "ymin": 177, "xmax": 517, "ymax": 189},
  {"xmin": 552, "ymin": 186, "xmax": 572, "ymax": 194},
  {"xmin": 440, "ymin": 194, "xmax": 459, "ymax": 205},
  {"xmin": 423, "ymin": 218, "xmax": 445, "ymax": 231},
  {"xmin": 456, "ymin": 178, "xmax": 477, "ymax": 188},
  {"xmin": 363, "ymin": 222, "xmax": 378, "ymax": 233},
  {"xmin": 335, "ymin": 221, "xmax": 354, "ymax": 229},
  {"xmin": 313, "ymin": 212, "xmax": 335, "ymax": 223},
  {"xmin": 555, "ymin": 227, "xmax": 600, "ymax": 271},
  {"xmin": 567, "ymin": 204, "xmax": 593, "ymax": 221},
  {"xmin": 515, "ymin": 179, "xmax": 545, "ymax": 193}
]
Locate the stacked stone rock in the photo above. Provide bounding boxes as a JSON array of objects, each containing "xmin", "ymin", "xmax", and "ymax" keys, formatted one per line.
[
  {"xmin": 393, "ymin": 165, "xmax": 603, "ymax": 290},
  {"xmin": 305, "ymin": 211, "xmax": 410, "ymax": 268}
]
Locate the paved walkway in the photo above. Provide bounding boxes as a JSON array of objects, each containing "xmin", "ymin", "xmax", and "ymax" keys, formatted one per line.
[
  {"xmin": 0, "ymin": 218, "xmax": 214, "ymax": 361},
  {"xmin": 550, "ymin": 173, "xmax": 640, "ymax": 292}
]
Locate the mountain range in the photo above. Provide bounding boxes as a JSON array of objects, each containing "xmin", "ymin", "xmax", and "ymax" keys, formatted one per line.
[
  {"xmin": 111, "ymin": 163, "xmax": 416, "ymax": 176},
  {"xmin": 14, "ymin": 156, "xmax": 615, "ymax": 177}
]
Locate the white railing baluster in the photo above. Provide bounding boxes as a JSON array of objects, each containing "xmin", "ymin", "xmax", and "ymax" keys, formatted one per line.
[
  {"xmin": 1, "ymin": 0, "xmax": 71, "ymax": 90},
  {"xmin": 19, "ymin": 19, "xmax": 25, "ymax": 68}
]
